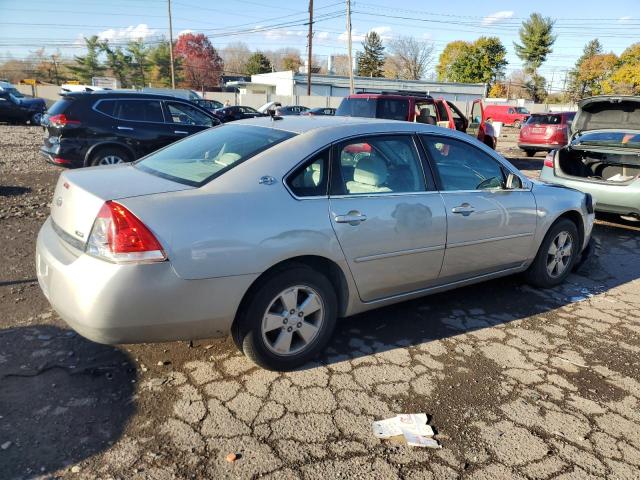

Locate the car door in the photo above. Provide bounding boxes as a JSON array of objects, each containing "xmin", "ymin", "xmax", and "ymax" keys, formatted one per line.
[
  {"xmin": 163, "ymin": 100, "xmax": 215, "ymax": 139},
  {"xmin": 420, "ymin": 134, "xmax": 537, "ymax": 282},
  {"xmin": 467, "ymin": 99, "xmax": 485, "ymax": 140},
  {"xmin": 446, "ymin": 101, "xmax": 468, "ymax": 132},
  {"xmin": 110, "ymin": 98, "xmax": 170, "ymax": 157},
  {"xmin": 329, "ymin": 134, "xmax": 447, "ymax": 302}
]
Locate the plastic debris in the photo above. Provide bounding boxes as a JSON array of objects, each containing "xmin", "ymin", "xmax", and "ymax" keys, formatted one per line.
[
  {"xmin": 372, "ymin": 413, "xmax": 440, "ymax": 448},
  {"xmin": 226, "ymin": 452, "xmax": 238, "ymax": 463}
]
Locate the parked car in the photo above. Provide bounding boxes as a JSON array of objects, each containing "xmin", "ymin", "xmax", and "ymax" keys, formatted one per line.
[
  {"xmin": 257, "ymin": 101, "xmax": 281, "ymax": 113},
  {"xmin": 0, "ymin": 81, "xmax": 47, "ymax": 125},
  {"xmin": 302, "ymin": 107, "xmax": 336, "ymax": 116},
  {"xmin": 192, "ymin": 99, "xmax": 224, "ymax": 112},
  {"xmin": 213, "ymin": 105, "xmax": 264, "ymax": 123},
  {"xmin": 36, "ymin": 116, "xmax": 594, "ymax": 370},
  {"xmin": 540, "ymin": 95, "xmax": 640, "ymax": 220},
  {"xmin": 483, "ymin": 104, "xmax": 530, "ymax": 128},
  {"xmin": 519, "ymin": 112, "xmax": 576, "ymax": 157},
  {"xmin": 39, "ymin": 91, "xmax": 220, "ymax": 167},
  {"xmin": 336, "ymin": 93, "xmax": 491, "ymax": 147},
  {"xmin": 274, "ymin": 105, "xmax": 310, "ymax": 116}
]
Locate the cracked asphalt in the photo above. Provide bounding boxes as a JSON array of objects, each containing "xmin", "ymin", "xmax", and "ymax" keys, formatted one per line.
[{"xmin": 1, "ymin": 125, "xmax": 639, "ymax": 479}]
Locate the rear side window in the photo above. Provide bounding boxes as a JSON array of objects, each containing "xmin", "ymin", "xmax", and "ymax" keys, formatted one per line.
[
  {"xmin": 378, "ymin": 99, "xmax": 409, "ymax": 121},
  {"xmin": 95, "ymin": 99, "xmax": 116, "ymax": 116},
  {"xmin": 287, "ymin": 149, "xmax": 330, "ymax": 197},
  {"xmin": 136, "ymin": 125, "xmax": 295, "ymax": 186},
  {"xmin": 526, "ymin": 114, "xmax": 561, "ymax": 125},
  {"xmin": 336, "ymin": 98, "xmax": 376, "ymax": 117},
  {"xmin": 116, "ymin": 100, "xmax": 164, "ymax": 122}
]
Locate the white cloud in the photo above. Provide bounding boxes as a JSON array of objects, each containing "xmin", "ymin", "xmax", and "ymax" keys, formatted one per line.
[
  {"xmin": 177, "ymin": 29, "xmax": 193, "ymax": 37},
  {"xmin": 481, "ymin": 11, "xmax": 514, "ymax": 26},
  {"xmin": 263, "ymin": 29, "xmax": 306, "ymax": 40},
  {"xmin": 317, "ymin": 31, "xmax": 330, "ymax": 40},
  {"xmin": 338, "ymin": 26, "xmax": 392, "ymax": 43},
  {"xmin": 618, "ymin": 16, "xmax": 632, "ymax": 23},
  {"xmin": 97, "ymin": 24, "xmax": 157, "ymax": 42}
]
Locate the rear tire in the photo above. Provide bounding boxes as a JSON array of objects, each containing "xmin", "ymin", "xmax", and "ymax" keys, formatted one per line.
[
  {"xmin": 89, "ymin": 146, "xmax": 131, "ymax": 167},
  {"xmin": 524, "ymin": 149, "xmax": 536, "ymax": 157},
  {"xmin": 235, "ymin": 267, "xmax": 337, "ymax": 371},
  {"xmin": 30, "ymin": 112, "xmax": 43, "ymax": 126},
  {"xmin": 525, "ymin": 219, "xmax": 579, "ymax": 288},
  {"xmin": 513, "ymin": 120, "xmax": 521, "ymax": 129}
]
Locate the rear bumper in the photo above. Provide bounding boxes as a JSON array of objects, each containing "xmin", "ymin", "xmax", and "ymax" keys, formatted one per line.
[
  {"xmin": 540, "ymin": 166, "xmax": 640, "ymax": 216},
  {"xmin": 36, "ymin": 217, "xmax": 257, "ymax": 344},
  {"xmin": 518, "ymin": 142, "xmax": 565, "ymax": 151},
  {"xmin": 40, "ymin": 140, "xmax": 85, "ymax": 168}
]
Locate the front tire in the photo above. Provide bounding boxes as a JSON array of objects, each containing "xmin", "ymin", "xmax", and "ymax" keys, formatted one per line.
[
  {"xmin": 30, "ymin": 112, "xmax": 43, "ymax": 126},
  {"xmin": 525, "ymin": 219, "xmax": 579, "ymax": 288},
  {"xmin": 236, "ymin": 267, "xmax": 337, "ymax": 371}
]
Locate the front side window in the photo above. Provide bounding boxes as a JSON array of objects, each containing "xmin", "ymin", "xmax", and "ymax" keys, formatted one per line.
[
  {"xmin": 287, "ymin": 149, "xmax": 329, "ymax": 197},
  {"xmin": 115, "ymin": 100, "xmax": 164, "ymax": 122},
  {"xmin": 470, "ymin": 102, "xmax": 482, "ymax": 124},
  {"xmin": 416, "ymin": 102, "xmax": 437, "ymax": 125},
  {"xmin": 516, "ymin": 107, "xmax": 530, "ymax": 114},
  {"xmin": 166, "ymin": 101, "xmax": 213, "ymax": 126},
  {"xmin": 332, "ymin": 135, "xmax": 426, "ymax": 195},
  {"xmin": 136, "ymin": 125, "xmax": 295, "ymax": 186},
  {"xmin": 421, "ymin": 135, "xmax": 506, "ymax": 191}
]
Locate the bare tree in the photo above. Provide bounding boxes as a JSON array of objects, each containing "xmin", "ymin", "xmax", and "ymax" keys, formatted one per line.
[
  {"xmin": 330, "ymin": 54, "xmax": 352, "ymax": 76},
  {"xmin": 386, "ymin": 36, "xmax": 434, "ymax": 80},
  {"xmin": 221, "ymin": 42, "xmax": 252, "ymax": 75}
]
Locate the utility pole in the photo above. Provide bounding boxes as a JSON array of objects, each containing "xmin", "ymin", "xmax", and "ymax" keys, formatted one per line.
[
  {"xmin": 51, "ymin": 54, "xmax": 60, "ymax": 86},
  {"xmin": 307, "ymin": 0, "xmax": 313, "ymax": 96},
  {"xmin": 167, "ymin": 0, "xmax": 176, "ymax": 89},
  {"xmin": 346, "ymin": 0, "xmax": 354, "ymax": 93}
]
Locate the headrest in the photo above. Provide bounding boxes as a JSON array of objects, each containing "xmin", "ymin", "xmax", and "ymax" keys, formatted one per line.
[{"xmin": 353, "ymin": 154, "xmax": 388, "ymax": 186}]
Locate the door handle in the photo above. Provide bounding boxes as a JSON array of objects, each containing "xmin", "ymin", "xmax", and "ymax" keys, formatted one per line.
[
  {"xmin": 117, "ymin": 126, "xmax": 133, "ymax": 131},
  {"xmin": 334, "ymin": 211, "xmax": 367, "ymax": 225},
  {"xmin": 174, "ymin": 130, "xmax": 188, "ymax": 134},
  {"xmin": 451, "ymin": 203, "xmax": 475, "ymax": 216}
]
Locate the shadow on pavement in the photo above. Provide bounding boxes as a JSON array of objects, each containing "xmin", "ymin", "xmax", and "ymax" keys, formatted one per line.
[
  {"xmin": 318, "ymin": 220, "xmax": 640, "ymax": 367},
  {"xmin": 0, "ymin": 186, "xmax": 31, "ymax": 197},
  {"xmin": 0, "ymin": 325, "xmax": 136, "ymax": 478}
]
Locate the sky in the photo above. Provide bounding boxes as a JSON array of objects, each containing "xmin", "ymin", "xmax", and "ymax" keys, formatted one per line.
[{"xmin": 0, "ymin": 0, "xmax": 638, "ymax": 91}]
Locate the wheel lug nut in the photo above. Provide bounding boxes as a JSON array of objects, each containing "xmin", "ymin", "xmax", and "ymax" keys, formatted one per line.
[
  {"xmin": 287, "ymin": 326, "xmax": 292, "ymax": 332},
  {"xmin": 297, "ymin": 322, "xmax": 302, "ymax": 328},
  {"xmin": 283, "ymin": 318, "xmax": 288, "ymax": 324},
  {"xmin": 290, "ymin": 309, "xmax": 295, "ymax": 315},
  {"xmin": 298, "ymin": 312, "xmax": 304, "ymax": 317}
]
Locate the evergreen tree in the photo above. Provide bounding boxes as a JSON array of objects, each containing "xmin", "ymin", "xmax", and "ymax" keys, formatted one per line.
[
  {"xmin": 245, "ymin": 52, "xmax": 272, "ymax": 75},
  {"xmin": 148, "ymin": 41, "xmax": 180, "ymax": 87},
  {"xmin": 514, "ymin": 13, "xmax": 556, "ymax": 101},
  {"xmin": 357, "ymin": 31, "xmax": 385, "ymax": 77},
  {"xmin": 68, "ymin": 36, "xmax": 105, "ymax": 83},
  {"xmin": 127, "ymin": 39, "xmax": 151, "ymax": 88},
  {"xmin": 100, "ymin": 42, "xmax": 131, "ymax": 88}
]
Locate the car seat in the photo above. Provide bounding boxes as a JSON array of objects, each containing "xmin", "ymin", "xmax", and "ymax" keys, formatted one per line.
[{"xmin": 345, "ymin": 154, "xmax": 391, "ymax": 194}]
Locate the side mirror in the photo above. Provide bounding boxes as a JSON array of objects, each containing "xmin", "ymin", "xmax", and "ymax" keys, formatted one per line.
[{"xmin": 505, "ymin": 173, "xmax": 522, "ymax": 190}]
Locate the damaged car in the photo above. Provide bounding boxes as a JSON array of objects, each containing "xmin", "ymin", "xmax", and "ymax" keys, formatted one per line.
[{"xmin": 540, "ymin": 96, "xmax": 640, "ymax": 220}]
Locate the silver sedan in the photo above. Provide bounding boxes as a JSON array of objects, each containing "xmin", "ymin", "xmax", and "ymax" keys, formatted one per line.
[{"xmin": 36, "ymin": 117, "xmax": 595, "ymax": 370}]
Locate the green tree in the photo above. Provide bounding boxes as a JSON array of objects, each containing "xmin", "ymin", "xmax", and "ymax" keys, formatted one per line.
[
  {"xmin": 245, "ymin": 52, "xmax": 272, "ymax": 75},
  {"xmin": 148, "ymin": 40, "xmax": 179, "ymax": 87},
  {"xmin": 436, "ymin": 37, "xmax": 507, "ymax": 86},
  {"xmin": 100, "ymin": 42, "xmax": 131, "ymax": 88},
  {"xmin": 68, "ymin": 35, "xmax": 105, "ymax": 83},
  {"xmin": 356, "ymin": 31, "xmax": 385, "ymax": 77},
  {"xmin": 514, "ymin": 13, "xmax": 556, "ymax": 101},
  {"xmin": 127, "ymin": 39, "xmax": 151, "ymax": 88},
  {"xmin": 567, "ymin": 39, "xmax": 603, "ymax": 100}
]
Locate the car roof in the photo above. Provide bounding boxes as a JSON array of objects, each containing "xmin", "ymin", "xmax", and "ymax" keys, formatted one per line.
[
  {"xmin": 62, "ymin": 91, "xmax": 199, "ymax": 101},
  {"xmin": 233, "ymin": 115, "xmax": 454, "ymax": 136},
  {"xmin": 346, "ymin": 93, "xmax": 432, "ymax": 100}
]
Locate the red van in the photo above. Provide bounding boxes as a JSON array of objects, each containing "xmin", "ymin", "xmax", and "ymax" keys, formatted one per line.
[{"xmin": 483, "ymin": 104, "xmax": 530, "ymax": 128}]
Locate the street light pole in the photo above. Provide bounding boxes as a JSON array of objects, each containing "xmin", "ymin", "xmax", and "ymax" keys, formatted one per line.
[
  {"xmin": 168, "ymin": 0, "xmax": 176, "ymax": 89},
  {"xmin": 346, "ymin": 0, "xmax": 354, "ymax": 93}
]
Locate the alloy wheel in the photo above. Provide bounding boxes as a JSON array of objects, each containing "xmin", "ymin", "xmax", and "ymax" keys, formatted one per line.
[
  {"xmin": 97, "ymin": 155, "xmax": 124, "ymax": 166},
  {"xmin": 261, "ymin": 285, "xmax": 324, "ymax": 356},
  {"xmin": 546, "ymin": 231, "xmax": 574, "ymax": 278}
]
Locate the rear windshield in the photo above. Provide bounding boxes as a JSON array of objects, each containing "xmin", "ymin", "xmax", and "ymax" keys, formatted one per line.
[
  {"xmin": 526, "ymin": 114, "xmax": 562, "ymax": 125},
  {"xmin": 574, "ymin": 131, "xmax": 640, "ymax": 149},
  {"xmin": 336, "ymin": 98, "xmax": 409, "ymax": 121},
  {"xmin": 135, "ymin": 125, "xmax": 296, "ymax": 186},
  {"xmin": 47, "ymin": 98, "xmax": 75, "ymax": 115}
]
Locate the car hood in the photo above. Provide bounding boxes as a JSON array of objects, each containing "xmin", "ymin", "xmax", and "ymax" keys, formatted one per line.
[{"xmin": 572, "ymin": 96, "xmax": 640, "ymax": 135}]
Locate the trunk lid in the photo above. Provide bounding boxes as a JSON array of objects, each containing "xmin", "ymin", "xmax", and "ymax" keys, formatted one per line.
[
  {"xmin": 50, "ymin": 164, "xmax": 193, "ymax": 247},
  {"xmin": 572, "ymin": 96, "xmax": 640, "ymax": 135}
]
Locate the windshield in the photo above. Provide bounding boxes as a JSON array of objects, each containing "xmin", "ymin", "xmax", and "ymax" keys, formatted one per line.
[
  {"xmin": 526, "ymin": 114, "xmax": 561, "ymax": 125},
  {"xmin": 574, "ymin": 131, "xmax": 640, "ymax": 149},
  {"xmin": 515, "ymin": 107, "xmax": 529, "ymax": 114},
  {"xmin": 136, "ymin": 125, "xmax": 296, "ymax": 186}
]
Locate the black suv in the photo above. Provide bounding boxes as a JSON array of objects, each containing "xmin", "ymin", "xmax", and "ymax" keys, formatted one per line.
[
  {"xmin": 0, "ymin": 81, "xmax": 47, "ymax": 125},
  {"xmin": 40, "ymin": 91, "xmax": 220, "ymax": 167}
]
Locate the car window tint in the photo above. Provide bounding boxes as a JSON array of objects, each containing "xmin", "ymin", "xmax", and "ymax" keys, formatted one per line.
[
  {"xmin": 378, "ymin": 99, "xmax": 408, "ymax": 121},
  {"xmin": 421, "ymin": 135, "xmax": 505, "ymax": 191},
  {"xmin": 287, "ymin": 149, "xmax": 329, "ymax": 197},
  {"xmin": 333, "ymin": 136, "xmax": 426, "ymax": 195},
  {"xmin": 166, "ymin": 101, "xmax": 213, "ymax": 126},
  {"xmin": 415, "ymin": 102, "xmax": 437, "ymax": 125},
  {"xmin": 95, "ymin": 99, "xmax": 116, "ymax": 117},
  {"xmin": 136, "ymin": 125, "xmax": 295, "ymax": 186},
  {"xmin": 116, "ymin": 100, "xmax": 164, "ymax": 122}
]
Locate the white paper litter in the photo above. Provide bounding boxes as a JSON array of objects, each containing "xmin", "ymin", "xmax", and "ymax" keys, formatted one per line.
[
  {"xmin": 607, "ymin": 173, "xmax": 634, "ymax": 182},
  {"xmin": 372, "ymin": 414, "xmax": 440, "ymax": 448}
]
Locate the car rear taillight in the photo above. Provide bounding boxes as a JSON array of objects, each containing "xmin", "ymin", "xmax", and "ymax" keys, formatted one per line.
[
  {"xmin": 49, "ymin": 113, "xmax": 81, "ymax": 128},
  {"xmin": 86, "ymin": 201, "xmax": 166, "ymax": 263},
  {"xmin": 544, "ymin": 151, "xmax": 555, "ymax": 168}
]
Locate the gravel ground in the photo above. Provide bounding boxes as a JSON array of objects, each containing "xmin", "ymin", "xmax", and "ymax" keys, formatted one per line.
[{"xmin": 1, "ymin": 125, "xmax": 640, "ymax": 479}]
